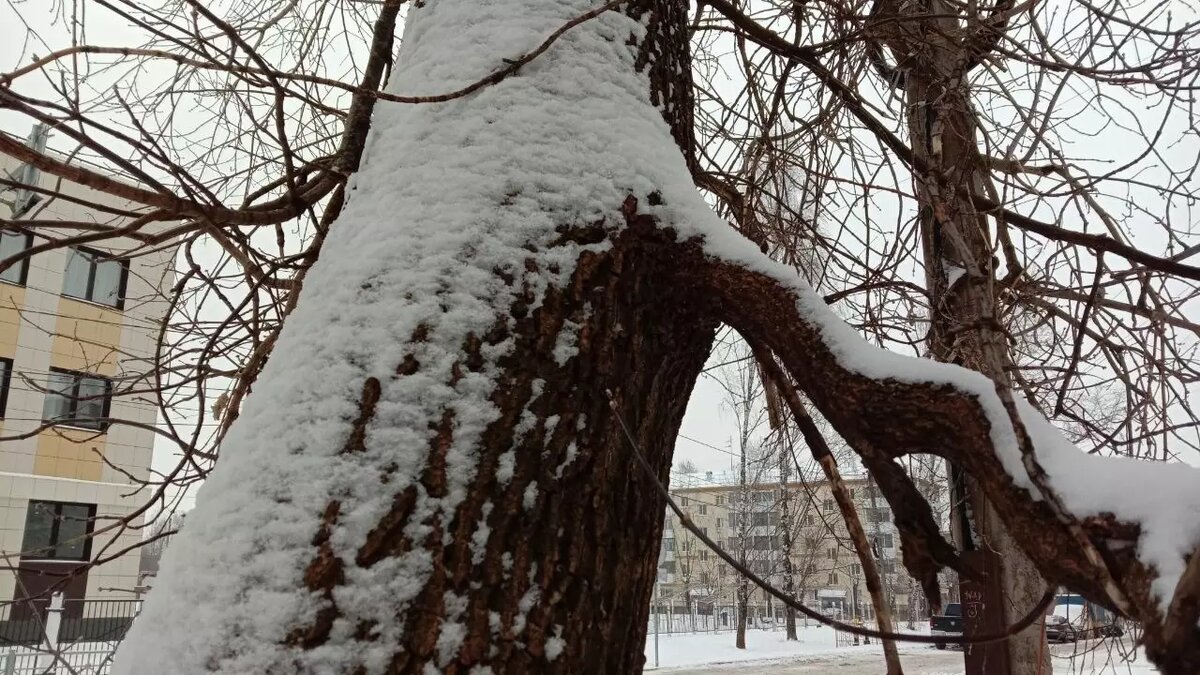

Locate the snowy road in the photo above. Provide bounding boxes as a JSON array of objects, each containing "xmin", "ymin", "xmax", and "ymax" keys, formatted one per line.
[
  {"xmin": 649, "ymin": 639, "xmax": 1158, "ymax": 674},
  {"xmin": 654, "ymin": 649, "xmax": 963, "ymax": 674}
]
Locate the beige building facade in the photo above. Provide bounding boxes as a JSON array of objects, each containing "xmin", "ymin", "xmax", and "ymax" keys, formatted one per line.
[
  {"xmin": 0, "ymin": 128, "xmax": 174, "ymax": 608},
  {"xmin": 656, "ymin": 470, "xmax": 945, "ymax": 626}
]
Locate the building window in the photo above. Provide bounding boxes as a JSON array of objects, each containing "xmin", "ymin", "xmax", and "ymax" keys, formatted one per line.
[
  {"xmin": 716, "ymin": 495, "xmax": 725, "ymax": 506},
  {"xmin": 823, "ymin": 499, "xmax": 834, "ymax": 512},
  {"xmin": 21, "ymin": 500, "xmax": 95, "ymax": 561},
  {"xmin": 662, "ymin": 538, "xmax": 675, "ymax": 552},
  {"xmin": 699, "ymin": 550, "xmax": 708, "ymax": 561},
  {"xmin": 699, "ymin": 504, "xmax": 707, "ymax": 515},
  {"xmin": 828, "ymin": 572, "xmax": 839, "ymax": 584},
  {"xmin": 827, "ymin": 548, "xmax": 837, "ymax": 560},
  {"xmin": 42, "ymin": 369, "xmax": 112, "ymax": 430},
  {"xmin": 0, "ymin": 358, "xmax": 11, "ymax": 417},
  {"xmin": 878, "ymin": 534, "xmax": 894, "ymax": 548},
  {"xmin": 804, "ymin": 514, "xmax": 815, "ymax": 526},
  {"xmin": 62, "ymin": 247, "xmax": 127, "ymax": 309},
  {"xmin": 701, "ymin": 527, "xmax": 708, "ymax": 536},
  {"xmin": 679, "ymin": 496, "xmax": 688, "ymax": 507},
  {"xmin": 716, "ymin": 518, "xmax": 722, "ymax": 528},
  {"xmin": 0, "ymin": 231, "xmax": 32, "ymax": 286},
  {"xmin": 752, "ymin": 512, "xmax": 769, "ymax": 527},
  {"xmin": 866, "ymin": 507, "xmax": 891, "ymax": 523}
]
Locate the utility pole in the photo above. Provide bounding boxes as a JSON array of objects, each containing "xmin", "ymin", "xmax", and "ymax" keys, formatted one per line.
[
  {"xmin": 2, "ymin": 124, "xmax": 49, "ymax": 217},
  {"xmin": 653, "ymin": 579, "xmax": 660, "ymax": 668}
]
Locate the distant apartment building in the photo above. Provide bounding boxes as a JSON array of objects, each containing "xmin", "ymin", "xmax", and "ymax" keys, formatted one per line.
[
  {"xmin": 0, "ymin": 126, "xmax": 174, "ymax": 608},
  {"xmin": 655, "ymin": 470, "xmax": 947, "ymax": 626}
]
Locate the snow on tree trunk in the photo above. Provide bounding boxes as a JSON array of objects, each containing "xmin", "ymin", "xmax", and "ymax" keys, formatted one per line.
[{"xmin": 115, "ymin": 2, "xmax": 709, "ymax": 673}]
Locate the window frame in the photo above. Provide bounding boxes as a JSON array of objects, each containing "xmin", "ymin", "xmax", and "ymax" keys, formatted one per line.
[
  {"xmin": 42, "ymin": 367, "xmax": 113, "ymax": 431},
  {"xmin": 0, "ymin": 357, "xmax": 11, "ymax": 418},
  {"xmin": 61, "ymin": 246, "xmax": 129, "ymax": 309},
  {"xmin": 20, "ymin": 499, "xmax": 96, "ymax": 561},
  {"xmin": 0, "ymin": 231, "xmax": 33, "ymax": 287}
]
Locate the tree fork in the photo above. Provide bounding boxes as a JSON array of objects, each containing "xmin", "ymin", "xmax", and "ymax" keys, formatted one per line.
[
  {"xmin": 116, "ymin": 2, "xmax": 1200, "ymax": 674},
  {"xmin": 698, "ymin": 251, "xmax": 1200, "ymax": 673}
]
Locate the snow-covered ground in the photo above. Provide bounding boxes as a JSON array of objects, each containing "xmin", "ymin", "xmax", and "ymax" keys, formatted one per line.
[
  {"xmin": 643, "ymin": 628, "xmax": 1159, "ymax": 674},
  {"xmin": 643, "ymin": 625, "xmax": 933, "ymax": 669}
]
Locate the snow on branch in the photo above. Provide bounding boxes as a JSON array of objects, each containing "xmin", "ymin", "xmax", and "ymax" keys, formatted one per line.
[{"xmin": 667, "ymin": 207, "xmax": 1200, "ymax": 665}]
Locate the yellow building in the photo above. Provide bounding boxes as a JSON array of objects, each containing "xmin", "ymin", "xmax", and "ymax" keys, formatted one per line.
[{"xmin": 0, "ymin": 128, "xmax": 174, "ymax": 607}]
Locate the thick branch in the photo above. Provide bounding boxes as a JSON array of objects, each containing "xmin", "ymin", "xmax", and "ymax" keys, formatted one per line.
[
  {"xmin": 752, "ymin": 345, "xmax": 903, "ymax": 675},
  {"xmin": 689, "ymin": 242, "xmax": 1200, "ymax": 672}
]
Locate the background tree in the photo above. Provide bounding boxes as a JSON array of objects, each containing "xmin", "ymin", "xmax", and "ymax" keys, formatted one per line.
[{"xmin": 712, "ymin": 338, "xmax": 769, "ymax": 649}]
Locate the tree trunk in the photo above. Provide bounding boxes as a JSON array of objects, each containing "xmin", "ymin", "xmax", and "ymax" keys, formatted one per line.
[
  {"xmin": 779, "ymin": 437, "xmax": 799, "ymax": 640},
  {"xmin": 871, "ymin": 0, "xmax": 1051, "ymax": 672},
  {"xmin": 736, "ymin": 581, "xmax": 749, "ymax": 649},
  {"xmin": 116, "ymin": 2, "xmax": 712, "ymax": 673},
  {"xmin": 736, "ymin": 440, "xmax": 750, "ymax": 650}
]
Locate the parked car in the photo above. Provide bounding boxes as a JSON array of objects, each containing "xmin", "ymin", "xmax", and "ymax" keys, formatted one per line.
[
  {"xmin": 1045, "ymin": 593, "xmax": 1124, "ymax": 643},
  {"xmin": 929, "ymin": 602, "xmax": 962, "ymax": 649}
]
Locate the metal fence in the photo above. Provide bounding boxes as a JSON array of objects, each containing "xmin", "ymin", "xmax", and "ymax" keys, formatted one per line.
[
  {"xmin": 646, "ymin": 600, "xmax": 820, "ymax": 635},
  {"xmin": 0, "ymin": 594, "xmax": 139, "ymax": 675}
]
